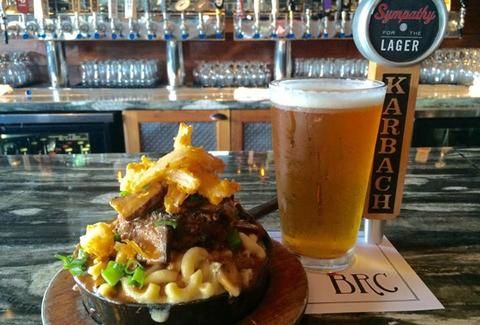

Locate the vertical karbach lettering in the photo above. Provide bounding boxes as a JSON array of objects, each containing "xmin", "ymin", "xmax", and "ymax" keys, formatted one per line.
[
  {"xmin": 375, "ymin": 176, "xmax": 392, "ymax": 191},
  {"xmin": 385, "ymin": 76, "xmax": 407, "ymax": 94},
  {"xmin": 372, "ymin": 194, "xmax": 392, "ymax": 209},
  {"xmin": 381, "ymin": 118, "xmax": 400, "ymax": 135},
  {"xmin": 376, "ymin": 158, "xmax": 394, "ymax": 173},
  {"xmin": 379, "ymin": 138, "xmax": 397, "ymax": 154},
  {"xmin": 384, "ymin": 98, "xmax": 402, "ymax": 115}
]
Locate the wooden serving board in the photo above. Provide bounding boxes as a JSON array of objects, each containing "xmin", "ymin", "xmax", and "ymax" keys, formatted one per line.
[{"xmin": 42, "ymin": 241, "xmax": 308, "ymax": 325}]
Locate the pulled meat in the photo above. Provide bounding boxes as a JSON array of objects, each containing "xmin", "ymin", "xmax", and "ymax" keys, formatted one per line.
[
  {"xmin": 115, "ymin": 192, "xmax": 264, "ymax": 264},
  {"xmin": 116, "ymin": 212, "xmax": 171, "ymax": 264}
]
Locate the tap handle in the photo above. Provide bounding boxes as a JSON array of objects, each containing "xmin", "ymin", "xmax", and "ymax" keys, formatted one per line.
[
  {"xmin": 214, "ymin": 0, "xmax": 224, "ymax": 10},
  {"xmin": 17, "ymin": 0, "xmax": 30, "ymax": 14},
  {"xmin": 271, "ymin": 0, "xmax": 278, "ymax": 15},
  {"xmin": 33, "ymin": 0, "xmax": 48, "ymax": 21},
  {"xmin": 287, "ymin": 0, "xmax": 295, "ymax": 12},
  {"xmin": 125, "ymin": 0, "xmax": 137, "ymax": 19},
  {"xmin": 108, "ymin": 0, "xmax": 118, "ymax": 19}
]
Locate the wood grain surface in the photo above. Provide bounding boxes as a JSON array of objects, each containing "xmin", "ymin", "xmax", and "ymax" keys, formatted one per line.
[{"xmin": 41, "ymin": 241, "xmax": 308, "ymax": 325}]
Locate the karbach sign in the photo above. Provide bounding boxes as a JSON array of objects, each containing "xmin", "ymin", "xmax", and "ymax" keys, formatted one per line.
[
  {"xmin": 353, "ymin": 0, "xmax": 447, "ymax": 220},
  {"xmin": 353, "ymin": 0, "xmax": 447, "ymax": 67}
]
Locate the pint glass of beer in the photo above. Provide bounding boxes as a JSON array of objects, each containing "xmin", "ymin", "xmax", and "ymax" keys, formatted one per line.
[{"xmin": 270, "ymin": 79, "xmax": 386, "ymax": 271}]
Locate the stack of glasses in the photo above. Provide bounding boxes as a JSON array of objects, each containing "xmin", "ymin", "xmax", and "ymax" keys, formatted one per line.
[
  {"xmin": 80, "ymin": 60, "xmax": 160, "ymax": 88},
  {"xmin": 420, "ymin": 48, "xmax": 480, "ymax": 86},
  {"xmin": 294, "ymin": 58, "xmax": 369, "ymax": 79},
  {"xmin": 0, "ymin": 52, "xmax": 36, "ymax": 87},
  {"xmin": 193, "ymin": 61, "xmax": 271, "ymax": 87}
]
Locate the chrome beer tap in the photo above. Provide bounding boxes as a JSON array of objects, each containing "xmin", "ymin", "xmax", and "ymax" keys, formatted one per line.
[
  {"xmin": 0, "ymin": 0, "xmax": 8, "ymax": 43},
  {"xmin": 108, "ymin": 0, "xmax": 122, "ymax": 39},
  {"xmin": 270, "ymin": 0, "xmax": 278, "ymax": 38},
  {"xmin": 213, "ymin": 0, "xmax": 223, "ymax": 39},
  {"xmin": 175, "ymin": 0, "xmax": 190, "ymax": 40},
  {"xmin": 73, "ymin": 0, "xmax": 91, "ymax": 39},
  {"xmin": 286, "ymin": 0, "xmax": 295, "ymax": 39},
  {"xmin": 235, "ymin": 0, "xmax": 244, "ymax": 39},
  {"xmin": 252, "ymin": 0, "xmax": 260, "ymax": 38},
  {"xmin": 158, "ymin": 0, "xmax": 170, "ymax": 40},
  {"xmin": 144, "ymin": 0, "xmax": 156, "ymax": 40},
  {"xmin": 321, "ymin": 0, "xmax": 330, "ymax": 38},
  {"xmin": 196, "ymin": 11, "xmax": 204, "ymax": 39},
  {"xmin": 303, "ymin": 0, "xmax": 313, "ymax": 39},
  {"xmin": 92, "ymin": 0, "xmax": 107, "ymax": 39},
  {"xmin": 125, "ymin": 0, "xmax": 139, "ymax": 40},
  {"xmin": 33, "ymin": 0, "xmax": 47, "ymax": 38},
  {"xmin": 16, "ymin": 0, "xmax": 31, "ymax": 39}
]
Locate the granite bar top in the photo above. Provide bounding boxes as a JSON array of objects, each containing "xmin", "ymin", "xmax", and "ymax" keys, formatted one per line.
[
  {"xmin": 0, "ymin": 148, "xmax": 479, "ymax": 324},
  {"xmin": 0, "ymin": 85, "xmax": 479, "ymax": 118}
]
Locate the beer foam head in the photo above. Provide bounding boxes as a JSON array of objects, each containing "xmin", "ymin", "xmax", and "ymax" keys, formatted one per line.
[{"xmin": 269, "ymin": 79, "xmax": 386, "ymax": 109}]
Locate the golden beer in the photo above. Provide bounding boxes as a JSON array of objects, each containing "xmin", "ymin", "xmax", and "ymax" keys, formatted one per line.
[{"xmin": 270, "ymin": 79, "xmax": 386, "ymax": 270}]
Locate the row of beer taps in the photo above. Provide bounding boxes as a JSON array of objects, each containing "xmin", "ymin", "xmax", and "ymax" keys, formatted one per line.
[
  {"xmin": 0, "ymin": 0, "xmax": 362, "ymax": 41},
  {"xmin": 0, "ymin": 0, "xmax": 225, "ymax": 41},
  {"xmin": 235, "ymin": 0, "xmax": 357, "ymax": 40}
]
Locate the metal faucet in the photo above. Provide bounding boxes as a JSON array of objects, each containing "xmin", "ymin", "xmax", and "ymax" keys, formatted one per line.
[
  {"xmin": 253, "ymin": 0, "xmax": 260, "ymax": 38},
  {"xmin": 0, "ymin": 0, "xmax": 9, "ymax": 43},
  {"xmin": 270, "ymin": 0, "xmax": 278, "ymax": 38},
  {"xmin": 108, "ymin": 0, "xmax": 122, "ymax": 39},
  {"xmin": 286, "ymin": 0, "xmax": 295, "ymax": 39},
  {"xmin": 158, "ymin": 0, "xmax": 170, "ymax": 40},
  {"xmin": 144, "ymin": 0, "xmax": 156, "ymax": 40},
  {"xmin": 235, "ymin": 0, "xmax": 244, "ymax": 39},
  {"xmin": 125, "ymin": 0, "xmax": 139, "ymax": 40},
  {"xmin": 214, "ymin": 0, "xmax": 224, "ymax": 39},
  {"xmin": 303, "ymin": 8, "xmax": 312, "ymax": 38}
]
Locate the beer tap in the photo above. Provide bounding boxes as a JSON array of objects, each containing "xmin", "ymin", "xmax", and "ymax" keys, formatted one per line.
[
  {"xmin": 158, "ymin": 0, "xmax": 170, "ymax": 40},
  {"xmin": 125, "ymin": 0, "xmax": 139, "ymax": 40},
  {"xmin": 175, "ymin": 0, "xmax": 190, "ymax": 40},
  {"xmin": 459, "ymin": 0, "xmax": 467, "ymax": 35},
  {"xmin": 0, "ymin": 0, "xmax": 8, "ymax": 43},
  {"xmin": 144, "ymin": 0, "xmax": 156, "ymax": 40},
  {"xmin": 252, "ymin": 0, "xmax": 260, "ymax": 38},
  {"xmin": 303, "ymin": 0, "xmax": 313, "ymax": 39},
  {"xmin": 321, "ymin": 0, "xmax": 330, "ymax": 38},
  {"xmin": 286, "ymin": 0, "xmax": 295, "ymax": 39},
  {"xmin": 108, "ymin": 0, "xmax": 122, "ymax": 39},
  {"xmin": 270, "ymin": 0, "xmax": 278, "ymax": 38},
  {"xmin": 74, "ymin": 0, "xmax": 90, "ymax": 39},
  {"xmin": 196, "ymin": 11, "xmax": 205, "ymax": 39},
  {"xmin": 179, "ymin": 11, "xmax": 188, "ymax": 40},
  {"xmin": 235, "ymin": 0, "xmax": 244, "ymax": 39},
  {"xmin": 195, "ymin": 0, "xmax": 207, "ymax": 39},
  {"xmin": 92, "ymin": 0, "xmax": 107, "ymax": 39},
  {"xmin": 213, "ymin": 0, "xmax": 223, "ymax": 39},
  {"xmin": 16, "ymin": 0, "xmax": 30, "ymax": 39},
  {"xmin": 33, "ymin": 0, "xmax": 48, "ymax": 38}
]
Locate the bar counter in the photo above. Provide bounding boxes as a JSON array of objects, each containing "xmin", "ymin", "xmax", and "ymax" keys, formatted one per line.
[
  {"xmin": 0, "ymin": 85, "xmax": 480, "ymax": 118},
  {"xmin": 0, "ymin": 148, "xmax": 479, "ymax": 324}
]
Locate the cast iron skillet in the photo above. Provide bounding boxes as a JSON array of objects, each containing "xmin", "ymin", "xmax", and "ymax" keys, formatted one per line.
[{"xmin": 74, "ymin": 198, "xmax": 278, "ymax": 325}]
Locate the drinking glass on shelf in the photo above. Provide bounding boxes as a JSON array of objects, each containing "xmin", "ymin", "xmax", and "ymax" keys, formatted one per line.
[{"xmin": 80, "ymin": 59, "xmax": 160, "ymax": 88}]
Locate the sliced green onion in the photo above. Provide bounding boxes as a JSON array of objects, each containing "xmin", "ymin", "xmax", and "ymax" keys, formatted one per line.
[
  {"xmin": 125, "ymin": 260, "xmax": 141, "ymax": 275},
  {"xmin": 101, "ymin": 261, "xmax": 125, "ymax": 286},
  {"xmin": 154, "ymin": 218, "xmax": 177, "ymax": 229},
  {"xmin": 55, "ymin": 249, "xmax": 89, "ymax": 276},
  {"xmin": 113, "ymin": 233, "xmax": 121, "ymax": 242},
  {"xmin": 227, "ymin": 229, "xmax": 242, "ymax": 250},
  {"xmin": 119, "ymin": 191, "xmax": 130, "ymax": 197},
  {"xmin": 128, "ymin": 267, "xmax": 145, "ymax": 288}
]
